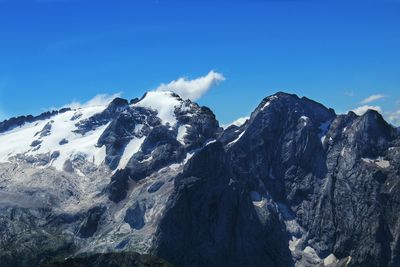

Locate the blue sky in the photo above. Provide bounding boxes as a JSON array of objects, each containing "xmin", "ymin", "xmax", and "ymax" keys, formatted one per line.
[{"xmin": 1, "ymin": 0, "xmax": 400, "ymax": 125}]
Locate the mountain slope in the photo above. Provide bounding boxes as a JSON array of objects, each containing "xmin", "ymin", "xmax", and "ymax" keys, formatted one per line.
[
  {"xmin": 0, "ymin": 91, "xmax": 399, "ymax": 267},
  {"xmin": 224, "ymin": 92, "xmax": 400, "ymax": 266}
]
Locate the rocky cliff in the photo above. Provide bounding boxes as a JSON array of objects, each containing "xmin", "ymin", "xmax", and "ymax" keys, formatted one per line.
[{"xmin": 0, "ymin": 91, "xmax": 399, "ymax": 267}]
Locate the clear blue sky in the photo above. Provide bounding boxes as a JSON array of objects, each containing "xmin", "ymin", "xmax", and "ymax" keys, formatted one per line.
[{"xmin": 1, "ymin": 0, "xmax": 400, "ymax": 125}]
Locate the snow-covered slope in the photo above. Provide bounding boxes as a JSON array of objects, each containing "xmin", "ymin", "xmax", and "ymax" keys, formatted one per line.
[
  {"xmin": 0, "ymin": 90, "xmax": 221, "ymax": 267},
  {"xmin": 0, "ymin": 91, "xmax": 214, "ymax": 174},
  {"xmin": 0, "ymin": 105, "xmax": 108, "ymax": 172},
  {"xmin": 134, "ymin": 91, "xmax": 181, "ymax": 126}
]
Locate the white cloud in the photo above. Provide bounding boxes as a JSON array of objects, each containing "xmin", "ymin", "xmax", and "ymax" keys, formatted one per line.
[
  {"xmin": 63, "ymin": 93, "xmax": 122, "ymax": 109},
  {"xmin": 387, "ymin": 110, "xmax": 400, "ymax": 126},
  {"xmin": 352, "ymin": 105, "xmax": 382, "ymax": 115},
  {"xmin": 155, "ymin": 70, "xmax": 225, "ymax": 101},
  {"xmin": 360, "ymin": 94, "xmax": 385, "ymax": 104}
]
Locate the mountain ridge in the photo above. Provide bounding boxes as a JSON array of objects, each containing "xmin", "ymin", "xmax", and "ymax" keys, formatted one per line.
[{"xmin": 0, "ymin": 91, "xmax": 399, "ymax": 267}]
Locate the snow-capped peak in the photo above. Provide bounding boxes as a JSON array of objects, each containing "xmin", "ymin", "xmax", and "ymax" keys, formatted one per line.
[
  {"xmin": 222, "ymin": 116, "xmax": 249, "ymax": 129},
  {"xmin": 134, "ymin": 91, "xmax": 182, "ymax": 127}
]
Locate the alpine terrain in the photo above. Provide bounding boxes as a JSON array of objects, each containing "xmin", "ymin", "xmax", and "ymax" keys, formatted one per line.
[{"xmin": 0, "ymin": 91, "xmax": 399, "ymax": 267}]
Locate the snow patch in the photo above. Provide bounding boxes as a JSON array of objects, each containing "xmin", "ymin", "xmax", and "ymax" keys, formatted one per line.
[
  {"xmin": 299, "ymin": 116, "xmax": 309, "ymax": 126},
  {"xmin": 135, "ymin": 91, "xmax": 180, "ymax": 126},
  {"xmin": 289, "ymin": 237, "xmax": 301, "ymax": 252},
  {"xmin": 49, "ymin": 121, "xmax": 109, "ymax": 171},
  {"xmin": 261, "ymin": 101, "xmax": 271, "ymax": 110},
  {"xmin": 139, "ymin": 155, "xmax": 153, "ymax": 163},
  {"xmin": 250, "ymin": 191, "xmax": 266, "ymax": 208},
  {"xmin": 323, "ymin": 254, "xmax": 338, "ymax": 266},
  {"xmin": 260, "ymin": 95, "xmax": 278, "ymax": 111},
  {"xmin": 183, "ymin": 151, "xmax": 195, "ymax": 164},
  {"xmin": 303, "ymin": 246, "xmax": 319, "ymax": 258},
  {"xmin": 117, "ymin": 137, "xmax": 146, "ymax": 170},
  {"xmin": 223, "ymin": 116, "xmax": 249, "ymax": 128},
  {"xmin": 94, "ymin": 145, "xmax": 107, "ymax": 165},
  {"xmin": 226, "ymin": 131, "xmax": 245, "ymax": 146},
  {"xmin": 362, "ymin": 157, "xmax": 390, "ymax": 168},
  {"xmin": 205, "ymin": 139, "xmax": 217, "ymax": 146}
]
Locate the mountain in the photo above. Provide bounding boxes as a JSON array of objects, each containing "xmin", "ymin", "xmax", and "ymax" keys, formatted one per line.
[{"xmin": 0, "ymin": 91, "xmax": 399, "ymax": 267}]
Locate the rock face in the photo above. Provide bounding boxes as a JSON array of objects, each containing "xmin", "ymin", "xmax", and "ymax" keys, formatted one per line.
[
  {"xmin": 154, "ymin": 142, "xmax": 293, "ymax": 267},
  {"xmin": 224, "ymin": 92, "xmax": 400, "ymax": 267},
  {"xmin": 0, "ymin": 91, "xmax": 399, "ymax": 267}
]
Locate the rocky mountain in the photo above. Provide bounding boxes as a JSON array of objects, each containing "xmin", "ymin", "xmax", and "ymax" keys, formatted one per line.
[{"xmin": 0, "ymin": 91, "xmax": 399, "ymax": 267}]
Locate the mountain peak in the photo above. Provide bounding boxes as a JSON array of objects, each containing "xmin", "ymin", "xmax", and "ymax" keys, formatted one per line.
[
  {"xmin": 253, "ymin": 91, "xmax": 336, "ymax": 126},
  {"xmin": 272, "ymin": 91, "xmax": 299, "ymax": 98},
  {"xmin": 107, "ymin": 97, "xmax": 129, "ymax": 109},
  {"xmin": 362, "ymin": 108, "xmax": 383, "ymax": 117},
  {"xmin": 133, "ymin": 91, "xmax": 184, "ymax": 126},
  {"xmin": 356, "ymin": 107, "xmax": 395, "ymax": 140}
]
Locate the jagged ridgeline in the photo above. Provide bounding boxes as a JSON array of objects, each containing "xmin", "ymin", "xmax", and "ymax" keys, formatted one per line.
[{"xmin": 0, "ymin": 91, "xmax": 399, "ymax": 267}]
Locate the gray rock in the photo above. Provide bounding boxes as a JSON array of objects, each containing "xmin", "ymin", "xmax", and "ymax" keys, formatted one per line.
[
  {"xmin": 78, "ymin": 206, "xmax": 106, "ymax": 238},
  {"xmin": 1, "ymin": 92, "xmax": 400, "ymax": 267},
  {"xmin": 124, "ymin": 201, "xmax": 146, "ymax": 230}
]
